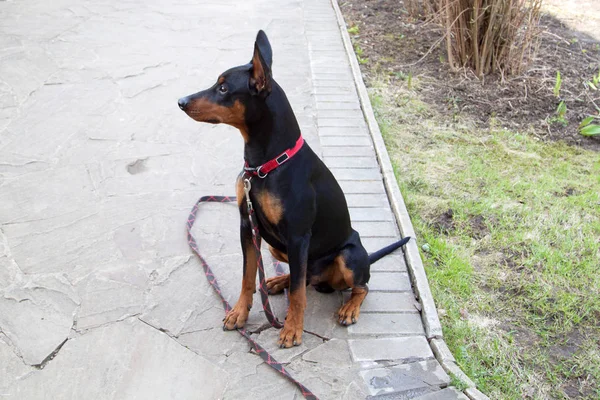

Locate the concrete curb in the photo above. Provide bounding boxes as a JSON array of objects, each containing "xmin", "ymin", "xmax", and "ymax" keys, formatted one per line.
[{"xmin": 329, "ymin": 1, "xmax": 489, "ymax": 398}]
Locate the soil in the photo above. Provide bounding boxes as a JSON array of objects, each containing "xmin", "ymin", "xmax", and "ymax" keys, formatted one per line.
[
  {"xmin": 431, "ymin": 208, "xmax": 454, "ymax": 234},
  {"xmin": 340, "ymin": 0, "xmax": 600, "ymax": 151}
]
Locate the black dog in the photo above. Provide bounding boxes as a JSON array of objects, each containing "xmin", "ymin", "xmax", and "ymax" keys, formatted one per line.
[{"xmin": 178, "ymin": 30, "xmax": 409, "ymax": 348}]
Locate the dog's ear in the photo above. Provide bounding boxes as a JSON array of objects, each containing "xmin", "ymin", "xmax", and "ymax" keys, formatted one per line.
[{"xmin": 250, "ymin": 30, "xmax": 272, "ymax": 97}]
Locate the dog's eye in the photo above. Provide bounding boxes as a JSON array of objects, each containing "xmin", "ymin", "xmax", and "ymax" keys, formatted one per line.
[{"xmin": 218, "ymin": 84, "xmax": 228, "ymax": 94}]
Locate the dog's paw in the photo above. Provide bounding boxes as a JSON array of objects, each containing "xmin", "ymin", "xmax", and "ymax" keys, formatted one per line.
[
  {"xmin": 223, "ymin": 302, "xmax": 250, "ymax": 330},
  {"xmin": 266, "ymin": 274, "xmax": 289, "ymax": 295},
  {"xmin": 277, "ymin": 321, "xmax": 303, "ymax": 348},
  {"xmin": 337, "ymin": 301, "xmax": 361, "ymax": 326}
]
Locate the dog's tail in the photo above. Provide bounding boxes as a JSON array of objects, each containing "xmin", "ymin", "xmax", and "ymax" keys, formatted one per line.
[{"xmin": 368, "ymin": 237, "xmax": 411, "ymax": 265}]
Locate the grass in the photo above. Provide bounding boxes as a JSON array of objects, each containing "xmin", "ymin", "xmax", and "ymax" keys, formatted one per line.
[{"xmin": 369, "ymin": 76, "xmax": 600, "ymax": 399}]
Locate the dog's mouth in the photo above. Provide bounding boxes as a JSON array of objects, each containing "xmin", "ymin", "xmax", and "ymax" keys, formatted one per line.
[{"xmin": 187, "ymin": 111, "xmax": 222, "ymax": 124}]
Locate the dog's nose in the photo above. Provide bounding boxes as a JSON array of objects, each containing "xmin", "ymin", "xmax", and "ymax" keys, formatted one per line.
[{"xmin": 178, "ymin": 97, "xmax": 188, "ymax": 111}]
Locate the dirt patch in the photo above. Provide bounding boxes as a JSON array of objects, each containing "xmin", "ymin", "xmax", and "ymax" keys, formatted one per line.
[
  {"xmin": 431, "ymin": 208, "xmax": 455, "ymax": 234},
  {"xmin": 469, "ymin": 215, "xmax": 489, "ymax": 239},
  {"xmin": 341, "ymin": 0, "xmax": 600, "ymax": 150}
]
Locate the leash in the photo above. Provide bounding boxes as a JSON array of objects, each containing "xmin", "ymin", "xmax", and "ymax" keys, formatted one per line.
[{"xmin": 186, "ymin": 189, "xmax": 318, "ymax": 399}]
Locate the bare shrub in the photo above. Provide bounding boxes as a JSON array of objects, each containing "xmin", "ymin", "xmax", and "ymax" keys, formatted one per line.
[{"xmin": 404, "ymin": 0, "xmax": 542, "ymax": 77}]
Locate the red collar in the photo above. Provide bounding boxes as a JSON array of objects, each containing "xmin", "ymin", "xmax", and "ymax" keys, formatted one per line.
[{"xmin": 244, "ymin": 135, "xmax": 304, "ymax": 178}]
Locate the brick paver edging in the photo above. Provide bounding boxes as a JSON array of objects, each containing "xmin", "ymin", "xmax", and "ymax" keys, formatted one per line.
[{"xmin": 329, "ymin": 1, "xmax": 489, "ymax": 399}]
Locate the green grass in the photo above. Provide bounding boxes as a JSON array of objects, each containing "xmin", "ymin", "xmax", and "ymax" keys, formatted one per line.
[{"xmin": 369, "ymin": 77, "xmax": 600, "ymax": 399}]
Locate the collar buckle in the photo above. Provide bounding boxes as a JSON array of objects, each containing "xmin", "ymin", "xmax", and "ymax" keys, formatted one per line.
[{"xmin": 275, "ymin": 153, "xmax": 289, "ymax": 165}]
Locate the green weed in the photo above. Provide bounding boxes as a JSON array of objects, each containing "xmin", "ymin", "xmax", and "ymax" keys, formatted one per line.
[{"xmin": 554, "ymin": 70, "xmax": 562, "ymax": 97}]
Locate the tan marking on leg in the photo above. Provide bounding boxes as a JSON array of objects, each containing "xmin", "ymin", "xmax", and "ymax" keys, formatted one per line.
[
  {"xmin": 324, "ymin": 254, "xmax": 368, "ymax": 326},
  {"xmin": 257, "ymin": 191, "xmax": 284, "ymax": 225},
  {"xmin": 278, "ymin": 284, "xmax": 305, "ymax": 348},
  {"xmin": 338, "ymin": 286, "xmax": 368, "ymax": 326},
  {"xmin": 223, "ymin": 242, "xmax": 257, "ymax": 330},
  {"xmin": 268, "ymin": 246, "xmax": 288, "ymax": 263},
  {"xmin": 266, "ymin": 274, "xmax": 289, "ymax": 294}
]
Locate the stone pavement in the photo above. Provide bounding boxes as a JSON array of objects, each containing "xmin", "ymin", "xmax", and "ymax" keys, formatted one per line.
[{"xmin": 0, "ymin": 0, "xmax": 459, "ymax": 398}]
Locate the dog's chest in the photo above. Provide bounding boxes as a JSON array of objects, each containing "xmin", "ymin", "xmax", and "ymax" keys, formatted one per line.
[{"xmin": 252, "ymin": 189, "xmax": 284, "ymax": 239}]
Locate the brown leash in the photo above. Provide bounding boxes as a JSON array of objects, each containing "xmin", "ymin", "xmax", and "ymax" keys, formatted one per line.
[{"xmin": 186, "ymin": 178, "xmax": 318, "ymax": 399}]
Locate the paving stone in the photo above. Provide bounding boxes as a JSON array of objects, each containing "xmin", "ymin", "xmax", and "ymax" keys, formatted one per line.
[
  {"xmin": 311, "ymin": 68, "xmax": 354, "ymax": 76},
  {"xmin": 316, "ymin": 94, "xmax": 361, "ymax": 103},
  {"xmin": 325, "ymin": 156, "xmax": 379, "ymax": 169},
  {"xmin": 222, "ymin": 363, "xmax": 299, "ymax": 400},
  {"xmin": 348, "ymin": 337, "xmax": 433, "ymax": 362},
  {"xmin": 176, "ymin": 326, "xmax": 251, "ymax": 363},
  {"xmin": 323, "ymin": 146, "xmax": 375, "ymax": 157},
  {"xmin": 344, "ymin": 381, "xmax": 370, "ymax": 400},
  {"xmin": 321, "ymin": 136, "xmax": 373, "ymax": 147},
  {"xmin": 302, "ymin": 338, "xmax": 352, "ymax": 366},
  {"xmin": 346, "ymin": 194, "xmax": 391, "ymax": 208},
  {"xmin": 332, "ymin": 168, "xmax": 382, "ymax": 181},
  {"xmin": 348, "ymin": 313, "xmax": 424, "ymax": 335},
  {"xmin": 316, "ymin": 101, "xmax": 362, "ymax": 110},
  {"xmin": 319, "ymin": 127, "xmax": 367, "ymax": 137},
  {"xmin": 345, "ymin": 292, "xmax": 418, "ymax": 313},
  {"xmin": 339, "ymin": 180, "xmax": 386, "ymax": 194},
  {"xmin": 314, "ymin": 85, "xmax": 357, "ymax": 95},
  {"xmin": 218, "ymin": 350, "xmax": 264, "ymax": 380},
  {"xmin": 353, "ymin": 221, "xmax": 399, "ymax": 237},
  {"xmin": 0, "ymin": 337, "xmax": 32, "ymax": 394},
  {"xmin": 75, "ymin": 262, "xmax": 148, "ymax": 331},
  {"xmin": 0, "ymin": 274, "xmax": 79, "ymax": 365},
  {"xmin": 369, "ymin": 387, "xmax": 436, "ymax": 399},
  {"xmin": 139, "ymin": 256, "xmax": 225, "ymax": 337},
  {"xmin": 303, "ymin": 286, "xmax": 343, "ymax": 338},
  {"xmin": 287, "ymin": 358, "xmax": 366, "ymax": 400},
  {"xmin": 349, "ymin": 207, "xmax": 394, "ymax": 222},
  {"xmin": 311, "ymin": 74, "xmax": 355, "ymax": 82},
  {"xmin": 369, "ymin": 272, "xmax": 412, "ymax": 292},
  {"xmin": 318, "ymin": 117, "xmax": 367, "ymax": 127},
  {"xmin": 370, "ymin": 254, "xmax": 408, "ymax": 272},
  {"xmin": 413, "ymin": 387, "xmax": 470, "ymax": 400},
  {"xmin": 360, "ymin": 359, "xmax": 450, "ymax": 396},
  {"xmin": 313, "ymin": 81, "xmax": 357, "ymax": 89},
  {"xmin": 8, "ymin": 318, "xmax": 227, "ymax": 399}
]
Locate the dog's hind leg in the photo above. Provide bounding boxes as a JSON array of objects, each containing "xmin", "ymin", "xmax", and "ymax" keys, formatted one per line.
[
  {"xmin": 328, "ymin": 231, "xmax": 371, "ymax": 326},
  {"xmin": 266, "ymin": 274, "xmax": 289, "ymax": 294}
]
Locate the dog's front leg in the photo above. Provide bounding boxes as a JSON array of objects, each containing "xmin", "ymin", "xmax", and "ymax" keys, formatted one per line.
[
  {"xmin": 278, "ymin": 232, "xmax": 310, "ymax": 348},
  {"xmin": 223, "ymin": 200, "xmax": 256, "ymax": 330}
]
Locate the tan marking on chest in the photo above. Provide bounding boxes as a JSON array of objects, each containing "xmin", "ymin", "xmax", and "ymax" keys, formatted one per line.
[{"xmin": 257, "ymin": 191, "xmax": 284, "ymax": 225}]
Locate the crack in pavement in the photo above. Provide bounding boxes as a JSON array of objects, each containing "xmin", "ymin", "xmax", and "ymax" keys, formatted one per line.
[
  {"xmin": 137, "ymin": 317, "xmax": 207, "ymax": 359},
  {"xmin": 32, "ymin": 338, "xmax": 68, "ymax": 370}
]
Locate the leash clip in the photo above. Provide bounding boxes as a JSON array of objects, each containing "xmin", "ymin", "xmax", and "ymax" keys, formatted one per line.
[{"xmin": 243, "ymin": 178, "xmax": 255, "ymax": 230}]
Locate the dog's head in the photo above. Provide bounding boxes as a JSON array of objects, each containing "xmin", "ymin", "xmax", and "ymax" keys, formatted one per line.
[{"xmin": 177, "ymin": 30, "xmax": 273, "ymax": 141}]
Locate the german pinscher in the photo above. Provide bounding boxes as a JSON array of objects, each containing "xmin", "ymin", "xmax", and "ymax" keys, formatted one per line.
[{"xmin": 178, "ymin": 31, "xmax": 409, "ymax": 348}]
